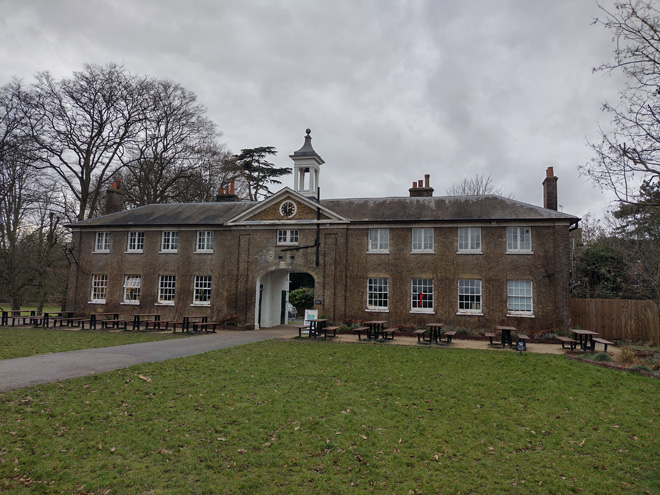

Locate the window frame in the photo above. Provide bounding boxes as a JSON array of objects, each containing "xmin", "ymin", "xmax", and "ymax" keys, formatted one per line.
[
  {"xmin": 411, "ymin": 278, "xmax": 434, "ymax": 313},
  {"xmin": 193, "ymin": 275, "xmax": 212, "ymax": 306},
  {"xmin": 458, "ymin": 227, "xmax": 482, "ymax": 254},
  {"xmin": 196, "ymin": 231, "xmax": 214, "ymax": 253},
  {"xmin": 94, "ymin": 232, "xmax": 110, "ymax": 253},
  {"xmin": 368, "ymin": 229, "xmax": 390, "ymax": 253},
  {"xmin": 160, "ymin": 231, "xmax": 179, "ymax": 253},
  {"xmin": 507, "ymin": 280, "xmax": 534, "ymax": 316},
  {"xmin": 276, "ymin": 229, "xmax": 299, "ymax": 246},
  {"xmin": 157, "ymin": 275, "xmax": 176, "ymax": 305},
  {"xmin": 122, "ymin": 275, "xmax": 142, "ymax": 305},
  {"xmin": 506, "ymin": 227, "xmax": 532, "ymax": 253},
  {"xmin": 367, "ymin": 277, "xmax": 389, "ymax": 311},
  {"xmin": 90, "ymin": 274, "xmax": 108, "ymax": 304},
  {"xmin": 411, "ymin": 228, "xmax": 434, "ymax": 253},
  {"xmin": 457, "ymin": 279, "xmax": 483, "ymax": 315},
  {"xmin": 126, "ymin": 231, "xmax": 144, "ymax": 253}
]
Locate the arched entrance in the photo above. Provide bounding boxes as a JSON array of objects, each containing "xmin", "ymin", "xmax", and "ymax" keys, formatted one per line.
[{"xmin": 255, "ymin": 269, "xmax": 315, "ymax": 329}]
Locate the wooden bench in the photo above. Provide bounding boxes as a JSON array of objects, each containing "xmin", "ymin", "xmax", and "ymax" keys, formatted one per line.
[
  {"xmin": 414, "ymin": 328, "xmax": 430, "ymax": 344},
  {"xmin": 353, "ymin": 326, "xmax": 369, "ymax": 341},
  {"xmin": 557, "ymin": 336, "xmax": 578, "ymax": 351},
  {"xmin": 484, "ymin": 332, "xmax": 504, "ymax": 348},
  {"xmin": 50, "ymin": 317, "xmax": 87, "ymax": 329},
  {"xmin": 516, "ymin": 334, "xmax": 530, "ymax": 351},
  {"xmin": 442, "ymin": 330, "xmax": 457, "ymax": 344},
  {"xmin": 322, "ymin": 326, "xmax": 339, "ymax": 338},
  {"xmin": 592, "ymin": 337, "xmax": 615, "ymax": 352},
  {"xmin": 381, "ymin": 328, "xmax": 396, "ymax": 341},
  {"xmin": 102, "ymin": 319, "xmax": 130, "ymax": 331}
]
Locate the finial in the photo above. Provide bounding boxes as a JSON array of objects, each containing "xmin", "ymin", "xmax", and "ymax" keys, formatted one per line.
[{"xmin": 306, "ymin": 128, "xmax": 311, "ymax": 136}]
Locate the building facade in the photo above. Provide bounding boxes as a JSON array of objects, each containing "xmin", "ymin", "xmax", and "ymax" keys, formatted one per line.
[{"xmin": 66, "ymin": 130, "xmax": 579, "ymax": 332}]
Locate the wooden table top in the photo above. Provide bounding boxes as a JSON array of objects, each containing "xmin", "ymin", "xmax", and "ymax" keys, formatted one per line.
[
  {"xmin": 495, "ymin": 326, "xmax": 517, "ymax": 331},
  {"xmin": 364, "ymin": 320, "xmax": 387, "ymax": 325},
  {"xmin": 570, "ymin": 329, "xmax": 598, "ymax": 336},
  {"xmin": 426, "ymin": 322, "xmax": 445, "ymax": 328}
]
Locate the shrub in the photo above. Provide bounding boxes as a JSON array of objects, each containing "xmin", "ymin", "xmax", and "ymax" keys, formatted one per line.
[
  {"xmin": 289, "ymin": 287, "xmax": 314, "ymax": 307},
  {"xmin": 592, "ymin": 352, "xmax": 612, "ymax": 362},
  {"xmin": 630, "ymin": 363, "xmax": 653, "ymax": 373},
  {"xmin": 614, "ymin": 346, "xmax": 636, "ymax": 365}
]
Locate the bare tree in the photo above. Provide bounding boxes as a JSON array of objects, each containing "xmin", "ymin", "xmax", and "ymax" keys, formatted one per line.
[
  {"xmin": 583, "ymin": 1, "xmax": 660, "ymax": 205},
  {"xmin": 26, "ymin": 63, "xmax": 149, "ymax": 220},
  {"xmin": 122, "ymin": 79, "xmax": 223, "ymax": 207},
  {"xmin": 445, "ymin": 173, "xmax": 513, "ymax": 197}
]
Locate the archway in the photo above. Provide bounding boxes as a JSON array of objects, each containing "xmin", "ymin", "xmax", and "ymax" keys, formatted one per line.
[{"xmin": 255, "ymin": 270, "xmax": 315, "ymax": 329}]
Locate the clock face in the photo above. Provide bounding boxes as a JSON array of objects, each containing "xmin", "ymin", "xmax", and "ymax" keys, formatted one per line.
[{"xmin": 280, "ymin": 201, "xmax": 297, "ymax": 217}]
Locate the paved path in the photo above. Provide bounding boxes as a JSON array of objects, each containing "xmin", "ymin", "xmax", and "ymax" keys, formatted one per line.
[{"xmin": 0, "ymin": 328, "xmax": 295, "ymax": 393}]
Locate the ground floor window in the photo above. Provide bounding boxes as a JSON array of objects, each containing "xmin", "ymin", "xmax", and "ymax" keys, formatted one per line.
[
  {"xmin": 193, "ymin": 275, "xmax": 212, "ymax": 305},
  {"xmin": 91, "ymin": 274, "xmax": 108, "ymax": 303},
  {"xmin": 507, "ymin": 280, "xmax": 533, "ymax": 315},
  {"xmin": 123, "ymin": 275, "xmax": 141, "ymax": 304},
  {"xmin": 367, "ymin": 277, "xmax": 389, "ymax": 310},
  {"xmin": 158, "ymin": 275, "xmax": 176, "ymax": 304},
  {"xmin": 411, "ymin": 278, "xmax": 434, "ymax": 312},
  {"xmin": 458, "ymin": 279, "xmax": 482, "ymax": 313}
]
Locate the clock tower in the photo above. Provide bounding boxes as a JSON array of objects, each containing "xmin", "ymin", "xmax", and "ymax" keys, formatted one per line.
[{"xmin": 290, "ymin": 129, "xmax": 324, "ymax": 200}]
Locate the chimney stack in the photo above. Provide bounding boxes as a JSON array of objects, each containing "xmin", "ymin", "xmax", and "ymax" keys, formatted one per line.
[
  {"xmin": 409, "ymin": 174, "xmax": 434, "ymax": 197},
  {"xmin": 104, "ymin": 177, "xmax": 124, "ymax": 215},
  {"xmin": 542, "ymin": 167, "xmax": 558, "ymax": 211},
  {"xmin": 215, "ymin": 181, "xmax": 240, "ymax": 202}
]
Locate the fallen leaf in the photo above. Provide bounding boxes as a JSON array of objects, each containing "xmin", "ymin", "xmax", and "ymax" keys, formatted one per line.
[{"xmin": 139, "ymin": 375, "xmax": 152, "ymax": 383}]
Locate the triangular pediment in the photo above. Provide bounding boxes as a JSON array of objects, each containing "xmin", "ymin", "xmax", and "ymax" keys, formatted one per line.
[{"xmin": 226, "ymin": 188, "xmax": 349, "ymax": 225}]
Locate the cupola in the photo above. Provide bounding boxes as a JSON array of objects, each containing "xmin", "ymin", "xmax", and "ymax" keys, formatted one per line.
[{"xmin": 290, "ymin": 128, "xmax": 324, "ymax": 199}]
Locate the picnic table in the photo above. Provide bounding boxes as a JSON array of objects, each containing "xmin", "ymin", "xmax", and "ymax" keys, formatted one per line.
[
  {"xmin": 495, "ymin": 326, "xmax": 516, "ymax": 349},
  {"xmin": 364, "ymin": 320, "xmax": 387, "ymax": 341},
  {"xmin": 570, "ymin": 329, "xmax": 599, "ymax": 351},
  {"xmin": 88, "ymin": 312, "xmax": 120, "ymax": 329},
  {"xmin": 1, "ymin": 310, "xmax": 36, "ymax": 326},
  {"xmin": 132, "ymin": 314, "xmax": 161, "ymax": 331},
  {"xmin": 308, "ymin": 318, "xmax": 329, "ymax": 338}
]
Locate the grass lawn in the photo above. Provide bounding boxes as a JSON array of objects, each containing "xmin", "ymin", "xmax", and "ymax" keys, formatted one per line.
[
  {"xmin": 0, "ymin": 328, "xmax": 187, "ymax": 360},
  {"xmin": 1, "ymin": 340, "xmax": 659, "ymax": 494}
]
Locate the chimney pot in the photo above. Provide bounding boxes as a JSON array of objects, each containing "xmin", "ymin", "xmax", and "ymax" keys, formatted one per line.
[
  {"xmin": 425, "ymin": 174, "xmax": 430, "ymax": 188},
  {"xmin": 543, "ymin": 168, "xmax": 558, "ymax": 210}
]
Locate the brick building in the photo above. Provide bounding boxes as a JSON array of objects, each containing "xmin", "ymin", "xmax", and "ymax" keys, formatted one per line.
[{"xmin": 66, "ymin": 130, "xmax": 579, "ymax": 331}]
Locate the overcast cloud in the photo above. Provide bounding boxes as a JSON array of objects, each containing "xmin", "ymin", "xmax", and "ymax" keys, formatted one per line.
[{"xmin": 0, "ymin": 0, "xmax": 624, "ymax": 219}]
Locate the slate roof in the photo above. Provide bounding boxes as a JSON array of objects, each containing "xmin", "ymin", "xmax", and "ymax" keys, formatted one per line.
[{"xmin": 69, "ymin": 195, "xmax": 578, "ymax": 228}]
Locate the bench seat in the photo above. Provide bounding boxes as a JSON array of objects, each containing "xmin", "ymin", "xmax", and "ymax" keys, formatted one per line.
[
  {"xmin": 592, "ymin": 337, "xmax": 615, "ymax": 352},
  {"xmin": 484, "ymin": 331, "xmax": 504, "ymax": 348},
  {"xmin": 352, "ymin": 326, "xmax": 369, "ymax": 341},
  {"xmin": 443, "ymin": 330, "xmax": 457, "ymax": 344},
  {"xmin": 381, "ymin": 328, "xmax": 396, "ymax": 341},
  {"xmin": 557, "ymin": 336, "xmax": 578, "ymax": 350}
]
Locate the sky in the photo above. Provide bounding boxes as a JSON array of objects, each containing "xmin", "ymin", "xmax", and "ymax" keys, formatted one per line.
[{"xmin": 0, "ymin": 0, "xmax": 625, "ymax": 220}]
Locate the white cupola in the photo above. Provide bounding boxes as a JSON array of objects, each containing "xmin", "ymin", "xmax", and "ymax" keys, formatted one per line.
[{"xmin": 290, "ymin": 128, "xmax": 324, "ymax": 199}]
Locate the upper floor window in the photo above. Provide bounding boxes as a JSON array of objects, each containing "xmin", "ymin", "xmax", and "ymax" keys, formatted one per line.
[
  {"xmin": 412, "ymin": 228, "xmax": 434, "ymax": 253},
  {"xmin": 161, "ymin": 231, "xmax": 178, "ymax": 253},
  {"xmin": 123, "ymin": 275, "xmax": 141, "ymax": 304},
  {"xmin": 193, "ymin": 275, "xmax": 212, "ymax": 305},
  {"xmin": 277, "ymin": 230, "xmax": 299, "ymax": 246},
  {"xmin": 507, "ymin": 280, "xmax": 533, "ymax": 316},
  {"xmin": 507, "ymin": 227, "xmax": 532, "ymax": 253},
  {"xmin": 158, "ymin": 275, "xmax": 176, "ymax": 304},
  {"xmin": 367, "ymin": 277, "xmax": 389, "ymax": 310},
  {"xmin": 458, "ymin": 279, "xmax": 482, "ymax": 314},
  {"xmin": 458, "ymin": 227, "xmax": 482, "ymax": 253},
  {"xmin": 90, "ymin": 274, "xmax": 108, "ymax": 303},
  {"xmin": 196, "ymin": 231, "xmax": 214, "ymax": 253},
  {"xmin": 368, "ymin": 229, "xmax": 389, "ymax": 253},
  {"xmin": 127, "ymin": 232, "xmax": 144, "ymax": 253},
  {"xmin": 95, "ymin": 232, "xmax": 110, "ymax": 253},
  {"xmin": 411, "ymin": 278, "xmax": 434, "ymax": 313}
]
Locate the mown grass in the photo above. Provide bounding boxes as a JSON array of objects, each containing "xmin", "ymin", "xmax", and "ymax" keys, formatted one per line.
[
  {"xmin": 1, "ymin": 340, "xmax": 659, "ymax": 494},
  {"xmin": 0, "ymin": 328, "xmax": 186, "ymax": 360}
]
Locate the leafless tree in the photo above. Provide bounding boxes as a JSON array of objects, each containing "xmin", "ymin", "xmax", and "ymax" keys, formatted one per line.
[
  {"xmin": 122, "ymin": 79, "xmax": 225, "ymax": 207},
  {"xmin": 26, "ymin": 63, "xmax": 150, "ymax": 221},
  {"xmin": 583, "ymin": 1, "xmax": 660, "ymax": 205},
  {"xmin": 445, "ymin": 173, "xmax": 513, "ymax": 197}
]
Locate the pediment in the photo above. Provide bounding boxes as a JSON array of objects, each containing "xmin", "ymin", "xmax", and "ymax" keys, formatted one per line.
[{"xmin": 226, "ymin": 187, "xmax": 349, "ymax": 225}]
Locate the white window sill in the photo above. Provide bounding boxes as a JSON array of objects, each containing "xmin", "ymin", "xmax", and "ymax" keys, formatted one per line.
[
  {"xmin": 506, "ymin": 313, "xmax": 535, "ymax": 318},
  {"xmin": 456, "ymin": 311, "xmax": 484, "ymax": 316},
  {"xmin": 195, "ymin": 251, "xmax": 214, "ymax": 254},
  {"xmin": 89, "ymin": 300, "xmax": 107, "ymax": 305},
  {"xmin": 159, "ymin": 250, "xmax": 178, "ymax": 254},
  {"xmin": 190, "ymin": 303, "xmax": 211, "ymax": 307},
  {"xmin": 411, "ymin": 250, "xmax": 435, "ymax": 255},
  {"xmin": 125, "ymin": 250, "xmax": 143, "ymax": 254},
  {"xmin": 93, "ymin": 250, "xmax": 110, "ymax": 254},
  {"xmin": 277, "ymin": 243, "xmax": 299, "ymax": 247},
  {"xmin": 410, "ymin": 309, "xmax": 435, "ymax": 314},
  {"xmin": 121, "ymin": 301, "xmax": 140, "ymax": 306},
  {"xmin": 366, "ymin": 308, "xmax": 389, "ymax": 313},
  {"xmin": 156, "ymin": 302, "xmax": 175, "ymax": 306},
  {"xmin": 457, "ymin": 250, "xmax": 483, "ymax": 255},
  {"xmin": 506, "ymin": 251, "xmax": 534, "ymax": 255},
  {"xmin": 367, "ymin": 251, "xmax": 390, "ymax": 254}
]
